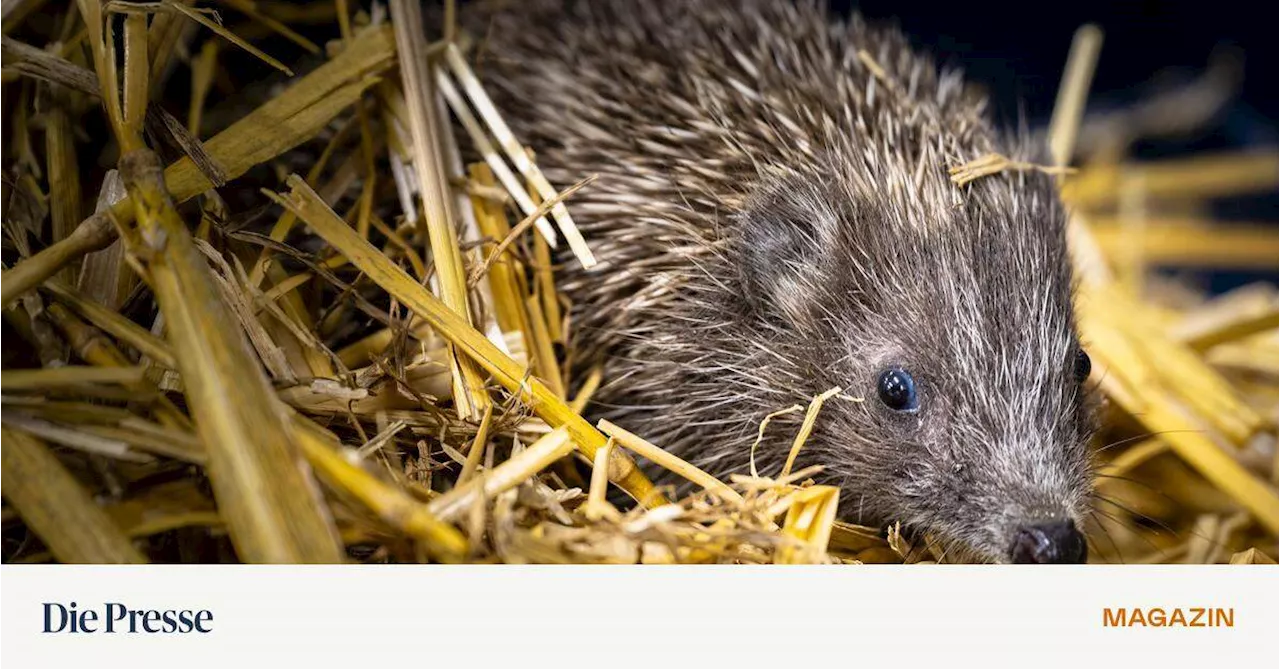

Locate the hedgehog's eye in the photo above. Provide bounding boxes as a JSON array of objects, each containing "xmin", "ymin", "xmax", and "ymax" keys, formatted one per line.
[
  {"xmin": 876, "ymin": 368, "xmax": 918, "ymax": 412},
  {"xmin": 1074, "ymin": 349, "xmax": 1092, "ymax": 382}
]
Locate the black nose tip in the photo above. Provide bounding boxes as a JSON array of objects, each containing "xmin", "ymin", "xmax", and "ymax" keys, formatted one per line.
[{"xmin": 1010, "ymin": 521, "xmax": 1087, "ymax": 564}]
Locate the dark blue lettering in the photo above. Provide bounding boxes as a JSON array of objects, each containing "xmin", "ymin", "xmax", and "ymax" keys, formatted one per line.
[
  {"xmin": 105, "ymin": 603, "xmax": 127, "ymax": 633},
  {"xmin": 194, "ymin": 610, "xmax": 213, "ymax": 633},
  {"xmin": 40, "ymin": 603, "xmax": 213, "ymax": 634},
  {"xmin": 42, "ymin": 603, "xmax": 68, "ymax": 633}
]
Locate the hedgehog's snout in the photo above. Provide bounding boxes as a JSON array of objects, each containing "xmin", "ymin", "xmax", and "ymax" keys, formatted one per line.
[
  {"xmin": 982, "ymin": 466, "xmax": 1092, "ymax": 564},
  {"xmin": 1009, "ymin": 520, "xmax": 1087, "ymax": 564}
]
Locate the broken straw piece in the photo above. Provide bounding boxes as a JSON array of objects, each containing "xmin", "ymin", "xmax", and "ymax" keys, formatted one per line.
[
  {"xmin": 436, "ymin": 69, "xmax": 559, "ymax": 246},
  {"xmin": 598, "ymin": 419, "xmax": 743, "ymax": 504},
  {"xmin": 427, "ymin": 427, "xmax": 576, "ymax": 521},
  {"xmin": 443, "ymin": 43, "xmax": 597, "ymax": 268}
]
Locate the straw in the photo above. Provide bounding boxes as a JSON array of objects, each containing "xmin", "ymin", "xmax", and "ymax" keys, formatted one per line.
[
  {"xmin": 266, "ymin": 174, "xmax": 664, "ymax": 507},
  {"xmin": 0, "ymin": 23, "xmax": 398, "ymax": 307},
  {"xmin": 1, "ymin": 426, "xmax": 147, "ymax": 564},
  {"xmin": 442, "ymin": 44, "xmax": 597, "ymax": 268},
  {"xmin": 388, "ymin": 0, "xmax": 490, "ymax": 421}
]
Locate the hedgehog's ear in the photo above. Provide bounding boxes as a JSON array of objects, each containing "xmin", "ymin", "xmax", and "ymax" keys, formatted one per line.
[{"xmin": 737, "ymin": 182, "xmax": 844, "ymax": 323}]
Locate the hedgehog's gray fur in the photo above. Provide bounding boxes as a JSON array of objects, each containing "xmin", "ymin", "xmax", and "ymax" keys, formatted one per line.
[{"xmin": 463, "ymin": 0, "xmax": 1096, "ymax": 562}]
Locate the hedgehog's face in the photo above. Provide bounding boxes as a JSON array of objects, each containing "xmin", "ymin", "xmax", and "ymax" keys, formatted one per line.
[
  {"xmin": 840, "ymin": 305, "xmax": 1097, "ymax": 564},
  {"xmin": 738, "ymin": 166, "xmax": 1095, "ymax": 563}
]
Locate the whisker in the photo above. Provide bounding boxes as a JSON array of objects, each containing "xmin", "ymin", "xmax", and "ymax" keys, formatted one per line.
[
  {"xmin": 1085, "ymin": 508, "xmax": 1126, "ymax": 563},
  {"xmin": 1092, "ymin": 430, "xmax": 1198, "ymax": 456},
  {"xmin": 1091, "ymin": 476, "xmax": 1199, "ymax": 531},
  {"xmin": 1088, "ymin": 504, "xmax": 1164, "ymax": 553},
  {"xmin": 1088, "ymin": 494, "xmax": 1246, "ymax": 563},
  {"xmin": 1090, "ymin": 492, "xmax": 1179, "ymax": 536}
]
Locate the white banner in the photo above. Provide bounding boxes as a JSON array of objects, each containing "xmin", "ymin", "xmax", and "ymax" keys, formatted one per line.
[{"xmin": 2, "ymin": 565, "xmax": 1276, "ymax": 667}]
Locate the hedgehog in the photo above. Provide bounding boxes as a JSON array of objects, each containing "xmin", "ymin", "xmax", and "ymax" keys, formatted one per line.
[{"xmin": 462, "ymin": 0, "xmax": 1096, "ymax": 563}]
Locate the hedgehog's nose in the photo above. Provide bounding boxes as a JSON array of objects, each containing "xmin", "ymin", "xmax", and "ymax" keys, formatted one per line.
[{"xmin": 1009, "ymin": 521, "xmax": 1087, "ymax": 564}]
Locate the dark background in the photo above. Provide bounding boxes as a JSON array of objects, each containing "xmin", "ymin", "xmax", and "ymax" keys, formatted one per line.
[
  {"xmin": 839, "ymin": 0, "xmax": 1277, "ymax": 290},
  {"xmin": 845, "ymin": 0, "xmax": 1276, "ymax": 147}
]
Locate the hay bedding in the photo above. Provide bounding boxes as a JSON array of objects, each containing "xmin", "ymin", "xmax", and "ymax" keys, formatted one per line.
[{"xmin": 0, "ymin": 2, "xmax": 1275, "ymax": 565}]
